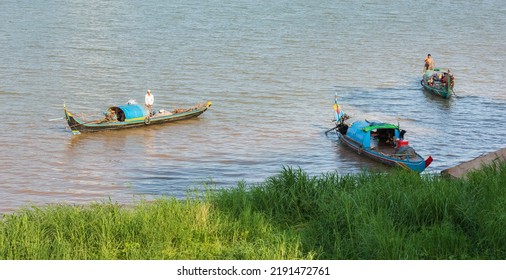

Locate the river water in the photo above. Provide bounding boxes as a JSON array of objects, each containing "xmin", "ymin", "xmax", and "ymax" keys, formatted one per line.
[{"xmin": 1, "ymin": 0, "xmax": 505, "ymax": 213}]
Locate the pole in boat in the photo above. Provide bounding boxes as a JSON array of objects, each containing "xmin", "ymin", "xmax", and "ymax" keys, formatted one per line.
[
  {"xmin": 326, "ymin": 93, "xmax": 344, "ymax": 135},
  {"xmin": 325, "ymin": 124, "xmax": 338, "ymax": 135}
]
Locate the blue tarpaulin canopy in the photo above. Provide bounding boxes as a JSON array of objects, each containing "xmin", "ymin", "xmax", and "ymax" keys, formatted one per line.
[
  {"xmin": 110, "ymin": 104, "xmax": 148, "ymax": 122},
  {"xmin": 346, "ymin": 121, "xmax": 400, "ymax": 149}
]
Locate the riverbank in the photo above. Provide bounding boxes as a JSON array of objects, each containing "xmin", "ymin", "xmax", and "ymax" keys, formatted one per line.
[
  {"xmin": 442, "ymin": 147, "xmax": 506, "ymax": 179},
  {"xmin": 1, "ymin": 162, "xmax": 505, "ymax": 260}
]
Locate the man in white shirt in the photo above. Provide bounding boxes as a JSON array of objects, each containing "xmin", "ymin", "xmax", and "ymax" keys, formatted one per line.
[{"xmin": 145, "ymin": 89, "xmax": 154, "ymax": 116}]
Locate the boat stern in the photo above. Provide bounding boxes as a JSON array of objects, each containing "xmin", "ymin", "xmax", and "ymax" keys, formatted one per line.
[
  {"xmin": 425, "ymin": 155, "xmax": 433, "ymax": 168},
  {"xmin": 395, "ymin": 155, "xmax": 433, "ymax": 173}
]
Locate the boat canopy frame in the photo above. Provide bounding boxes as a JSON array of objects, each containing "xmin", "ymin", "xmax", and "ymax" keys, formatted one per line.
[{"xmin": 361, "ymin": 123, "xmax": 399, "ymax": 132}]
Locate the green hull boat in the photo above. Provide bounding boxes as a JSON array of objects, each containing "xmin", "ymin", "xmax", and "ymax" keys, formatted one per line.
[
  {"xmin": 421, "ymin": 68, "xmax": 455, "ymax": 98},
  {"xmin": 64, "ymin": 101, "xmax": 211, "ymax": 135}
]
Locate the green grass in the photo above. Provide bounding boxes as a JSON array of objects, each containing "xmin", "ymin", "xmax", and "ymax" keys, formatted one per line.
[{"xmin": 1, "ymin": 162, "xmax": 506, "ymax": 260}]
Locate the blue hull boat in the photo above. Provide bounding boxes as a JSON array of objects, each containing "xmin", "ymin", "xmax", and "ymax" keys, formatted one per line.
[{"xmin": 330, "ymin": 97, "xmax": 432, "ymax": 172}]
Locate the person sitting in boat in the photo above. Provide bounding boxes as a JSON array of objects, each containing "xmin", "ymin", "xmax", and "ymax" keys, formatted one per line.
[
  {"xmin": 441, "ymin": 69, "xmax": 453, "ymax": 85},
  {"xmin": 423, "ymin": 54, "xmax": 434, "ymax": 72},
  {"xmin": 370, "ymin": 131, "xmax": 379, "ymax": 150},
  {"xmin": 448, "ymin": 69, "xmax": 455, "ymax": 87},
  {"xmin": 427, "ymin": 76, "xmax": 434, "ymax": 86},
  {"xmin": 104, "ymin": 109, "xmax": 117, "ymax": 122},
  {"xmin": 441, "ymin": 73, "xmax": 448, "ymax": 84},
  {"xmin": 378, "ymin": 129, "xmax": 395, "ymax": 146}
]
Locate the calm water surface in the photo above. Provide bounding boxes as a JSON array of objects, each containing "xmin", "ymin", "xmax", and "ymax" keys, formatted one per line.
[{"xmin": 1, "ymin": 0, "xmax": 505, "ymax": 213}]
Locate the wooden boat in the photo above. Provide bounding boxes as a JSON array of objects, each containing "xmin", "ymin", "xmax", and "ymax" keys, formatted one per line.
[
  {"xmin": 420, "ymin": 68, "xmax": 455, "ymax": 98},
  {"xmin": 329, "ymin": 96, "xmax": 432, "ymax": 172},
  {"xmin": 64, "ymin": 101, "xmax": 211, "ymax": 134}
]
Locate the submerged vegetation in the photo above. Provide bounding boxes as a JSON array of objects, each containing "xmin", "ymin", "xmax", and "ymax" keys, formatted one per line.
[{"xmin": 1, "ymin": 162, "xmax": 506, "ymax": 260}]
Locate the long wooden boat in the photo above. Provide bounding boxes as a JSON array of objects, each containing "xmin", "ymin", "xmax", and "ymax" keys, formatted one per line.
[
  {"xmin": 420, "ymin": 68, "xmax": 455, "ymax": 98},
  {"xmin": 329, "ymin": 97, "xmax": 432, "ymax": 172},
  {"xmin": 64, "ymin": 101, "xmax": 211, "ymax": 134}
]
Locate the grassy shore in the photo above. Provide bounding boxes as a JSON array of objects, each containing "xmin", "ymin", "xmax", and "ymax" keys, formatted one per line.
[{"xmin": 1, "ymin": 162, "xmax": 505, "ymax": 260}]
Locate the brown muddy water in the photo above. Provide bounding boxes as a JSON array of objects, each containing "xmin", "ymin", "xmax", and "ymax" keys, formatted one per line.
[{"xmin": 1, "ymin": 0, "xmax": 505, "ymax": 212}]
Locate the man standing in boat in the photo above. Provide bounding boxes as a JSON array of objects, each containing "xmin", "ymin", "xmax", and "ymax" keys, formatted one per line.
[
  {"xmin": 145, "ymin": 89, "xmax": 154, "ymax": 116},
  {"xmin": 423, "ymin": 54, "xmax": 434, "ymax": 72}
]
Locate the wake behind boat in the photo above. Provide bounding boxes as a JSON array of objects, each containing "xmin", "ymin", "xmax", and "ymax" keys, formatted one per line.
[
  {"xmin": 64, "ymin": 100, "xmax": 211, "ymax": 135},
  {"xmin": 421, "ymin": 68, "xmax": 455, "ymax": 98},
  {"xmin": 328, "ymin": 96, "xmax": 432, "ymax": 173}
]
